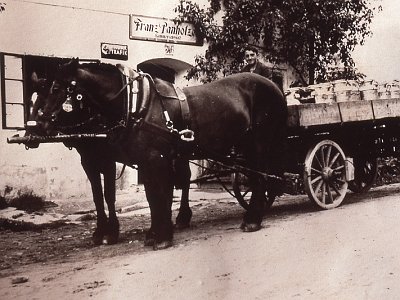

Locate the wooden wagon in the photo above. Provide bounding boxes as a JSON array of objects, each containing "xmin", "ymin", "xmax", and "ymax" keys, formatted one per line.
[
  {"xmin": 8, "ymin": 94, "xmax": 400, "ymax": 211},
  {"xmin": 280, "ymin": 97, "xmax": 400, "ymax": 209}
]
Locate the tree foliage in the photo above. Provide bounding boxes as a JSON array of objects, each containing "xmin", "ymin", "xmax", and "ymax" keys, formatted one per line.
[{"xmin": 175, "ymin": 0, "xmax": 381, "ymax": 84}]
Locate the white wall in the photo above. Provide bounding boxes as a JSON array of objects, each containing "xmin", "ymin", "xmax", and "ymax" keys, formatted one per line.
[
  {"xmin": 0, "ymin": 0, "xmax": 206, "ymax": 200},
  {"xmin": 0, "ymin": 0, "xmax": 206, "ymax": 66}
]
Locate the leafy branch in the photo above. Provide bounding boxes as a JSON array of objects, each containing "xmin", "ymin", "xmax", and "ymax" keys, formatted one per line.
[{"xmin": 175, "ymin": 0, "xmax": 382, "ymax": 84}]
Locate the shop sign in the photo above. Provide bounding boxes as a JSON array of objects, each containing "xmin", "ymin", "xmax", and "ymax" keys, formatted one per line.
[
  {"xmin": 101, "ymin": 43, "xmax": 128, "ymax": 60},
  {"xmin": 129, "ymin": 15, "xmax": 201, "ymax": 45}
]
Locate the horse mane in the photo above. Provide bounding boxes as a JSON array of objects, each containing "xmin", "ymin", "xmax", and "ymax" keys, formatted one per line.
[
  {"xmin": 79, "ymin": 62, "xmax": 118, "ymax": 74},
  {"xmin": 57, "ymin": 60, "xmax": 119, "ymax": 78}
]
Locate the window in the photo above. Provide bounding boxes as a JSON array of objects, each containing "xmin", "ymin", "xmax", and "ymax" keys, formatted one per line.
[{"xmin": 1, "ymin": 54, "xmax": 25, "ymax": 129}]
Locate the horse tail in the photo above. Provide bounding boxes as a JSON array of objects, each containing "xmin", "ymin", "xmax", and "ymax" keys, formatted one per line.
[{"xmin": 252, "ymin": 77, "xmax": 288, "ymax": 178}]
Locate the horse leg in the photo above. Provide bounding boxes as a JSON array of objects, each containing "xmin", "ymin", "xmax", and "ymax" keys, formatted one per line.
[
  {"xmin": 240, "ymin": 138, "xmax": 269, "ymax": 232},
  {"xmin": 103, "ymin": 160, "xmax": 119, "ymax": 245},
  {"xmin": 241, "ymin": 175, "xmax": 266, "ymax": 232},
  {"xmin": 241, "ymin": 115, "xmax": 286, "ymax": 230},
  {"xmin": 81, "ymin": 158, "xmax": 107, "ymax": 245},
  {"xmin": 174, "ymin": 159, "xmax": 192, "ymax": 229},
  {"xmin": 140, "ymin": 154, "xmax": 174, "ymax": 250}
]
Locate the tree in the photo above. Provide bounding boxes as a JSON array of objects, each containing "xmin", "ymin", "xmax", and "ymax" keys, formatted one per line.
[{"xmin": 175, "ymin": 0, "xmax": 381, "ymax": 84}]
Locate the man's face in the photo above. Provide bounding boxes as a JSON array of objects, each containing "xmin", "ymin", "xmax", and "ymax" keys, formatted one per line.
[{"xmin": 244, "ymin": 50, "xmax": 257, "ymax": 66}]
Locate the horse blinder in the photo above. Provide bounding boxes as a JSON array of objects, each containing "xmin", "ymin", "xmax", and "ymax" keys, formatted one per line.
[{"xmin": 62, "ymin": 80, "xmax": 84, "ymax": 113}]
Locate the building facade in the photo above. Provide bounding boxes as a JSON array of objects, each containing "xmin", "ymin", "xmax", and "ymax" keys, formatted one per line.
[{"xmin": 0, "ymin": 0, "xmax": 295, "ymax": 200}]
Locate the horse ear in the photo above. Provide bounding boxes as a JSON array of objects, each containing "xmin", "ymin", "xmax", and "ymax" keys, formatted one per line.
[
  {"xmin": 66, "ymin": 57, "xmax": 80, "ymax": 68},
  {"xmin": 59, "ymin": 57, "xmax": 80, "ymax": 76}
]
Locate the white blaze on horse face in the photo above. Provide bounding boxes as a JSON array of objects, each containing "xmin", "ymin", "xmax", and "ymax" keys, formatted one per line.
[
  {"xmin": 31, "ymin": 92, "xmax": 38, "ymax": 104},
  {"xmin": 29, "ymin": 92, "xmax": 38, "ymax": 116}
]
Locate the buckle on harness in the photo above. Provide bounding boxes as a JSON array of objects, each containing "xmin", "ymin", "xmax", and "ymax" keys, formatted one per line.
[{"xmin": 179, "ymin": 129, "xmax": 195, "ymax": 142}]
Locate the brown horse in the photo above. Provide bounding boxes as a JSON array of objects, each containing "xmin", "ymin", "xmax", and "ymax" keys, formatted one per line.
[
  {"xmin": 27, "ymin": 72, "xmax": 192, "ymax": 246},
  {"xmin": 35, "ymin": 58, "xmax": 287, "ymax": 250}
]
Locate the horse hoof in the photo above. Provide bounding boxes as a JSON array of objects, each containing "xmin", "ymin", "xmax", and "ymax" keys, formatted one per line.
[
  {"xmin": 153, "ymin": 240, "xmax": 173, "ymax": 250},
  {"xmin": 144, "ymin": 238, "xmax": 155, "ymax": 247},
  {"xmin": 240, "ymin": 222, "xmax": 261, "ymax": 232},
  {"xmin": 106, "ymin": 235, "xmax": 118, "ymax": 245},
  {"xmin": 106, "ymin": 220, "xmax": 119, "ymax": 245},
  {"xmin": 144, "ymin": 230, "xmax": 156, "ymax": 246},
  {"xmin": 174, "ymin": 222, "xmax": 190, "ymax": 230},
  {"xmin": 176, "ymin": 210, "xmax": 192, "ymax": 229},
  {"xmin": 92, "ymin": 231, "xmax": 105, "ymax": 245}
]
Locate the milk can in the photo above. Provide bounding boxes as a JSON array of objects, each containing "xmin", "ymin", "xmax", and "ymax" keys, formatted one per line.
[
  {"xmin": 311, "ymin": 82, "xmax": 335, "ymax": 103},
  {"xmin": 391, "ymin": 80, "xmax": 400, "ymax": 98},
  {"xmin": 378, "ymin": 82, "xmax": 391, "ymax": 99},
  {"xmin": 333, "ymin": 80, "xmax": 361, "ymax": 102},
  {"xmin": 359, "ymin": 79, "xmax": 378, "ymax": 101}
]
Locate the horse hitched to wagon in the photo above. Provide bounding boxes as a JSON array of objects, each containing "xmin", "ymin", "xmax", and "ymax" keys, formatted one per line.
[{"xmin": 10, "ymin": 59, "xmax": 400, "ymax": 249}]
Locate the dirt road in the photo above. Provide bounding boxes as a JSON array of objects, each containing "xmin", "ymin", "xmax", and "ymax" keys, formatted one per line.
[{"xmin": 1, "ymin": 184, "xmax": 400, "ymax": 299}]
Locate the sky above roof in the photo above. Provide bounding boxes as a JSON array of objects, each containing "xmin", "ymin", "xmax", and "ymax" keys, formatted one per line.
[{"xmin": 353, "ymin": 0, "xmax": 400, "ymax": 82}]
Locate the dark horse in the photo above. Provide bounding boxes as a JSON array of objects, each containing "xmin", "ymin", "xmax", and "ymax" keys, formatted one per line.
[
  {"xmin": 35, "ymin": 59, "xmax": 287, "ymax": 250},
  {"xmin": 27, "ymin": 72, "xmax": 192, "ymax": 246}
]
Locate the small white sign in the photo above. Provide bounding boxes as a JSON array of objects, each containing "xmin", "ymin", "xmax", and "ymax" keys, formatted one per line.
[{"xmin": 101, "ymin": 43, "xmax": 128, "ymax": 60}]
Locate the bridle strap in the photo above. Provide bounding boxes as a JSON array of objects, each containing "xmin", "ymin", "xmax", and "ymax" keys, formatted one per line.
[{"xmin": 108, "ymin": 77, "xmax": 135, "ymax": 102}]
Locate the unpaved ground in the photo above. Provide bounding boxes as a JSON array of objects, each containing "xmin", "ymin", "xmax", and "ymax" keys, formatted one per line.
[
  {"xmin": 1, "ymin": 184, "xmax": 400, "ymax": 299},
  {"xmin": 0, "ymin": 188, "xmax": 249, "ymax": 275}
]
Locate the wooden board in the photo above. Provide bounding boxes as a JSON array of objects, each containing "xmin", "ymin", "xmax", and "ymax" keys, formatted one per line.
[
  {"xmin": 287, "ymin": 98, "xmax": 400, "ymax": 129},
  {"xmin": 287, "ymin": 103, "xmax": 341, "ymax": 127},
  {"xmin": 286, "ymin": 105, "xmax": 299, "ymax": 127},
  {"xmin": 372, "ymin": 98, "xmax": 400, "ymax": 119},
  {"xmin": 339, "ymin": 100, "xmax": 374, "ymax": 122}
]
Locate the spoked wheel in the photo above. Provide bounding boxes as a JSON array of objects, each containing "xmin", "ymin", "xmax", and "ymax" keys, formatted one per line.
[
  {"xmin": 304, "ymin": 140, "xmax": 348, "ymax": 209},
  {"xmin": 232, "ymin": 172, "xmax": 275, "ymax": 211},
  {"xmin": 348, "ymin": 155, "xmax": 378, "ymax": 193}
]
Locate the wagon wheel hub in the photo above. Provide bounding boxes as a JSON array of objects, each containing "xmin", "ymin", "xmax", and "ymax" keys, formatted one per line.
[{"xmin": 322, "ymin": 167, "xmax": 334, "ymax": 181}]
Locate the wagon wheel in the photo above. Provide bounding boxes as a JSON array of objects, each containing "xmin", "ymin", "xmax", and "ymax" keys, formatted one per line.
[
  {"xmin": 348, "ymin": 155, "xmax": 378, "ymax": 193},
  {"xmin": 303, "ymin": 140, "xmax": 348, "ymax": 209},
  {"xmin": 232, "ymin": 172, "xmax": 275, "ymax": 211}
]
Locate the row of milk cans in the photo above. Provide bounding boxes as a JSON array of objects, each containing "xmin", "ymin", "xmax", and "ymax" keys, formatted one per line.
[{"xmin": 286, "ymin": 79, "xmax": 400, "ymax": 105}]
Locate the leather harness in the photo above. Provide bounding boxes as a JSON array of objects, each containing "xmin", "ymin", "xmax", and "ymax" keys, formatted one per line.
[{"xmin": 117, "ymin": 64, "xmax": 194, "ymax": 144}]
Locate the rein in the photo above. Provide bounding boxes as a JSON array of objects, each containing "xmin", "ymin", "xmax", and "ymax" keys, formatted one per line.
[{"xmin": 56, "ymin": 114, "xmax": 100, "ymax": 131}]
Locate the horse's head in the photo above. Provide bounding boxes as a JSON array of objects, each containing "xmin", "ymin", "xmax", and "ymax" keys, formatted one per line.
[
  {"xmin": 33, "ymin": 59, "xmax": 106, "ymax": 136},
  {"xmin": 23, "ymin": 72, "xmax": 53, "ymax": 148},
  {"xmin": 37, "ymin": 58, "xmax": 78, "ymax": 131},
  {"xmin": 37, "ymin": 58, "xmax": 126, "ymax": 136}
]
